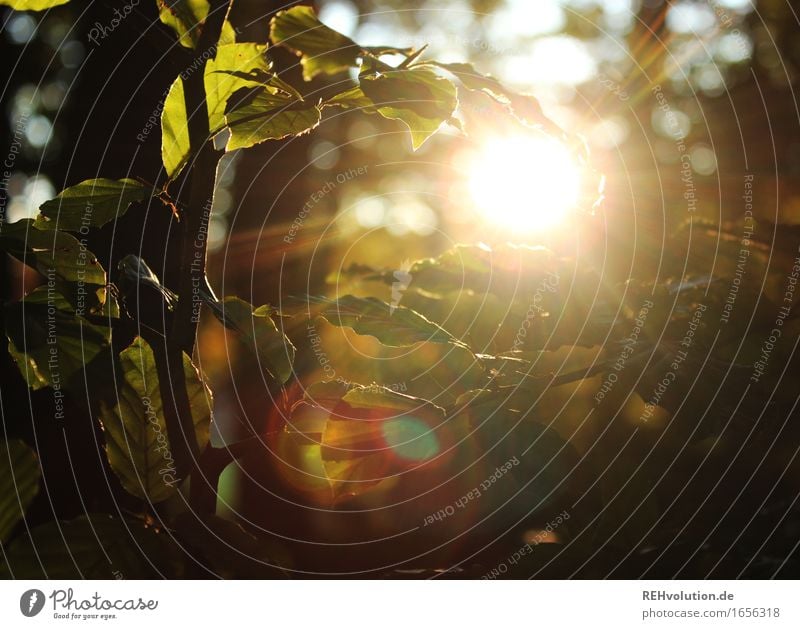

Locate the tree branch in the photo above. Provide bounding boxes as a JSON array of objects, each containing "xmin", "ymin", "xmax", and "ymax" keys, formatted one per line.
[{"xmin": 155, "ymin": 0, "xmax": 232, "ymax": 505}]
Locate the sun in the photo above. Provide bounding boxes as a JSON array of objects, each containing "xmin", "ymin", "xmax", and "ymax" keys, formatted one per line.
[{"xmin": 465, "ymin": 134, "xmax": 582, "ymax": 232}]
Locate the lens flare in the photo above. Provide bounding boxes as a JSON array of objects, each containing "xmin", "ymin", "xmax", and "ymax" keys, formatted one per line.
[{"xmin": 382, "ymin": 416, "xmax": 440, "ymax": 462}]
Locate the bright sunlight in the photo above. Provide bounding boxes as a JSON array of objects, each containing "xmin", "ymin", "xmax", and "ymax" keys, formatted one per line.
[{"xmin": 466, "ymin": 134, "xmax": 582, "ymax": 232}]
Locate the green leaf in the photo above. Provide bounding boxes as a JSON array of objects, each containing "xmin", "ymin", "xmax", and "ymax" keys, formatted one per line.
[
  {"xmin": 299, "ymin": 380, "xmax": 352, "ymax": 410},
  {"xmin": 219, "ymin": 19, "xmax": 237, "ymax": 45},
  {"xmin": 161, "ymin": 43, "xmax": 274, "ymax": 178},
  {"xmin": 324, "ymin": 85, "xmax": 374, "ymax": 110},
  {"xmin": 0, "ymin": 513, "xmax": 184, "ymax": 578},
  {"xmin": 157, "ymin": 0, "xmax": 236, "ymax": 48},
  {"xmin": 361, "ymin": 67, "xmax": 458, "ymax": 149},
  {"xmin": 315, "ymin": 294, "xmax": 461, "ymax": 347},
  {"xmin": 326, "ymin": 244, "xmax": 572, "ymax": 351},
  {"xmin": 224, "ymin": 87, "xmax": 321, "ymax": 151},
  {"xmin": 5, "ymin": 286, "xmax": 111, "ymax": 390},
  {"xmin": 214, "ymin": 297, "xmax": 296, "ymax": 384},
  {"xmin": 304, "ymin": 381, "xmax": 445, "ymax": 417},
  {"xmin": 0, "ymin": 0, "xmax": 68, "ymax": 9},
  {"xmin": 332, "ymin": 243, "xmax": 556, "ymax": 297},
  {"xmin": 326, "ymin": 67, "xmax": 458, "ymax": 150},
  {"xmin": 161, "ymin": 77, "xmax": 191, "ymax": 179},
  {"xmin": 343, "ymin": 385, "xmax": 446, "ymax": 417},
  {"xmin": 35, "ymin": 178, "xmax": 151, "ymax": 231},
  {"xmin": 157, "ymin": 0, "xmax": 205, "ymax": 48},
  {"xmin": 269, "ymin": 5, "xmax": 360, "ymax": 81},
  {"xmin": 332, "ymin": 244, "xmax": 491, "ymax": 293},
  {"xmin": 309, "ymin": 382, "xmax": 456, "ymax": 498},
  {"xmin": 100, "ymin": 337, "xmax": 212, "ymax": 503},
  {"xmin": 424, "ymin": 61, "xmax": 556, "ymax": 131},
  {"xmin": 205, "ymin": 43, "xmax": 273, "ymax": 131},
  {"xmin": 0, "ymin": 219, "xmax": 106, "ymax": 284},
  {"xmin": 0, "ymin": 440, "xmax": 40, "ymax": 544}
]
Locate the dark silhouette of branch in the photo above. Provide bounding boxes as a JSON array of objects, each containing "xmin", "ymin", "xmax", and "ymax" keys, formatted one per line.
[{"xmin": 154, "ymin": 0, "xmax": 232, "ymax": 509}]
